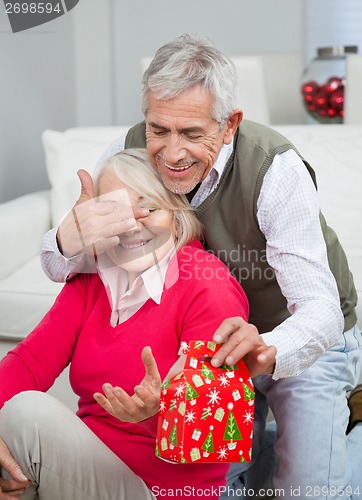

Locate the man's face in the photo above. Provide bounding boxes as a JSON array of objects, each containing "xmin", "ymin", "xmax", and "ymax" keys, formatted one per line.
[{"xmin": 145, "ymin": 85, "xmax": 236, "ymax": 194}]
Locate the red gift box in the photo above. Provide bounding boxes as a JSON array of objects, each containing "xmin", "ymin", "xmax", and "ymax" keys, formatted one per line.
[{"xmin": 156, "ymin": 340, "xmax": 255, "ymax": 463}]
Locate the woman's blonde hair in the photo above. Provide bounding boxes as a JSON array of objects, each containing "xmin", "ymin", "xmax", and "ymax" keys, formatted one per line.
[{"xmin": 95, "ymin": 149, "xmax": 203, "ymax": 251}]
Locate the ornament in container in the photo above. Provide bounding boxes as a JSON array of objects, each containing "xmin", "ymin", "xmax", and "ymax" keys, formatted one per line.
[
  {"xmin": 301, "ymin": 46, "xmax": 358, "ymax": 124},
  {"xmin": 156, "ymin": 340, "xmax": 255, "ymax": 463}
]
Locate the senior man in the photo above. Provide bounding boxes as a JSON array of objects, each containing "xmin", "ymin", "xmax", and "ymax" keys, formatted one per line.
[{"xmin": 38, "ymin": 35, "xmax": 362, "ymax": 498}]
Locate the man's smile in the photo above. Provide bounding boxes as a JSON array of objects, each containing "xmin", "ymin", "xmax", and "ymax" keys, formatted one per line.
[{"xmin": 164, "ymin": 162, "xmax": 194, "ymax": 172}]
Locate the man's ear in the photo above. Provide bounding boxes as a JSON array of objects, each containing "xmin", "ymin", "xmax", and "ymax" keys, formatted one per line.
[{"xmin": 223, "ymin": 109, "xmax": 243, "ymax": 145}]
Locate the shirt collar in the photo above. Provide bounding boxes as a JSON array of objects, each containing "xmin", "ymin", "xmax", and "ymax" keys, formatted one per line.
[
  {"xmin": 207, "ymin": 141, "xmax": 234, "ymax": 184},
  {"xmin": 97, "ymin": 249, "xmax": 175, "ymax": 326},
  {"xmin": 136, "ymin": 251, "xmax": 172, "ymax": 304},
  {"xmin": 190, "ymin": 142, "xmax": 234, "ymax": 208}
]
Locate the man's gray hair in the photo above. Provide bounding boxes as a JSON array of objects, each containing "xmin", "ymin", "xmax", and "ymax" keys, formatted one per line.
[{"xmin": 142, "ymin": 34, "xmax": 238, "ymax": 125}]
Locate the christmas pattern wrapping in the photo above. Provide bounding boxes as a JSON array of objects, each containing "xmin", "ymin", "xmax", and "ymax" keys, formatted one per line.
[{"xmin": 156, "ymin": 340, "xmax": 255, "ymax": 463}]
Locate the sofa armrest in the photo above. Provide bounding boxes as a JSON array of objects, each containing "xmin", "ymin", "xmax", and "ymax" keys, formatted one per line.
[{"xmin": 0, "ymin": 190, "xmax": 51, "ymax": 280}]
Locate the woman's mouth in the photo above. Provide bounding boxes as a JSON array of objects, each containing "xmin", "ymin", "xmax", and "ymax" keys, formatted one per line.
[{"xmin": 120, "ymin": 239, "xmax": 151, "ymax": 250}]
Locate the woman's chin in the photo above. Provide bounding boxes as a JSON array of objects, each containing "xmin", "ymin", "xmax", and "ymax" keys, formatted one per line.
[
  {"xmin": 107, "ymin": 238, "xmax": 175, "ymax": 273},
  {"xmin": 120, "ymin": 259, "xmax": 156, "ymax": 279}
]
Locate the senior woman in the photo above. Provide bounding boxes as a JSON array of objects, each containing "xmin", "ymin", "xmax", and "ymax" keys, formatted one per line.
[{"xmin": 0, "ymin": 149, "xmax": 249, "ymax": 500}]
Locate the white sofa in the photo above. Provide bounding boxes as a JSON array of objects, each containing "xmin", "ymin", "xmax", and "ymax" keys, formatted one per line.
[{"xmin": 1, "ymin": 124, "xmax": 362, "ymax": 407}]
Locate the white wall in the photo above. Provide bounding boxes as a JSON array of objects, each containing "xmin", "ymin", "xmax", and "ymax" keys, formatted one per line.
[
  {"xmin": 0, "ymin": 0, "xmax": 339, "ymax": 203},
  {"xmin": 0, "ymin": 7, "xmax": 76, "ymax": 202},
  {"xmin": 304, "ymin": 0, "xmax": 362, "ymax": 63},
  {"xmin": 111, "ymin": 0, "xmax": 304, "ymax": 125}
]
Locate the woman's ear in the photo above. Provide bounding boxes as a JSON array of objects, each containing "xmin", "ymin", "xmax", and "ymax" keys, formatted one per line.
[{"xmin": 223, "ymin": 109, "xmax": 243, "ymax": 145}]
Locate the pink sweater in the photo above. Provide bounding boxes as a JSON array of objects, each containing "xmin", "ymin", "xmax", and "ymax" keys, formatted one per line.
[{"xmin": 0, "ymin": 242, "xmax": 248, "ymax": 499}]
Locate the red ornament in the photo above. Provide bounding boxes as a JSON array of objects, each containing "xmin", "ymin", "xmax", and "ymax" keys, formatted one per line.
[
  {"xmin": 301, "ymin": 76, "xmax": 344, "ymax": 123},
  {"xmin": 326, "ymin": 76, "xmax": 343, "ymax": 93},
  {"xmin": 318, "ymin": 109, "xmax": 328, "ymax": 118},
  {"xmin": 327, "ymin": 108, "xmax": 337, "ymax": 118},
  {"xmin": 303, "ymin": 93, "xmax": 314, "ymax": 103},
  {"xmin": 329, "ymin": 87, "xmax": 344, "ymax": 112},
  {"xmin": 314, "ymin": 90, "xmax": 328, "ymax": 110},
  {"xmin": 301, "ymin": 80, "xmax": 319, "ymax": 96}
]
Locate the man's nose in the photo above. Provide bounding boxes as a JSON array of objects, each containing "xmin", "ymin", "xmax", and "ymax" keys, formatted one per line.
[{"xmin": 163, "ymin": 133, "xmax": 187, "ymax": 164}]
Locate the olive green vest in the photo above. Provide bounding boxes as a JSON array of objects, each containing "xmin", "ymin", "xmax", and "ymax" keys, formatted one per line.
[{"xmin": 125, "ymin": 120, "xmax": 357, "ymax": 333}]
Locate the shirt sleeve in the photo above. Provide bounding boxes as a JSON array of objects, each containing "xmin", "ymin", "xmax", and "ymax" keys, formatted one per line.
[
  {"xmin": 257, "ymin": 149, "xmax": 344, "ymax": 379},
  {"xmin": 39, "ymin": 132, "xmax": 128, "ymax": 282},
  {"xmin": 41, "ymin": 227, "xmax": 86, "ymax": 282},
  {"xmin": 95, "ymin": 132, "xmax": 127, "ymax": 170},
  {"xmin": 0, "ymin": 276, "xmax": 89, "ymax": 408}
]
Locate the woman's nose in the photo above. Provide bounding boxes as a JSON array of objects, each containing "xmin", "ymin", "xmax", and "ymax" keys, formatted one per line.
[{"xmin": 127, "ymin": 219, "xmax": 143, "ymax": 234}]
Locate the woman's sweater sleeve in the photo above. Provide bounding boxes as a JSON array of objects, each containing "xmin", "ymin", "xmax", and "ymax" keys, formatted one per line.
[{"xmin": 178, "ymin": 247, "xmax": 249, "ymax": 345}]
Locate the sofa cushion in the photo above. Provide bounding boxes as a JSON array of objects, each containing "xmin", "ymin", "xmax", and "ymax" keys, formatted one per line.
[
  {"xmin": 42, "ymin": 127, "xmax": 129, "ymax": 226},
  {"xmin": 0, "ymin": 256, "xmax": 64, "ymax": 340},
  {"xmin": 0, "ymin": 190, "xmax": 50, "ymax": 281}
]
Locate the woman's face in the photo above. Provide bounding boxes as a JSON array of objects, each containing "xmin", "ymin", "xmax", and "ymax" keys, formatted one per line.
[{"xmin": 97, "ymin": 170, "xmax": 176, "ymax": 279}]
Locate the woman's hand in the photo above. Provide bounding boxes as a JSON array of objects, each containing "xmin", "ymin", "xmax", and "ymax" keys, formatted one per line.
[
  {"xmin": 93, "ymin": 346, "xmax": 161, "ymax": 423},
  {"xmin": 0, "ymin": 437, "xmax": 30, "ymax": 499}
]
